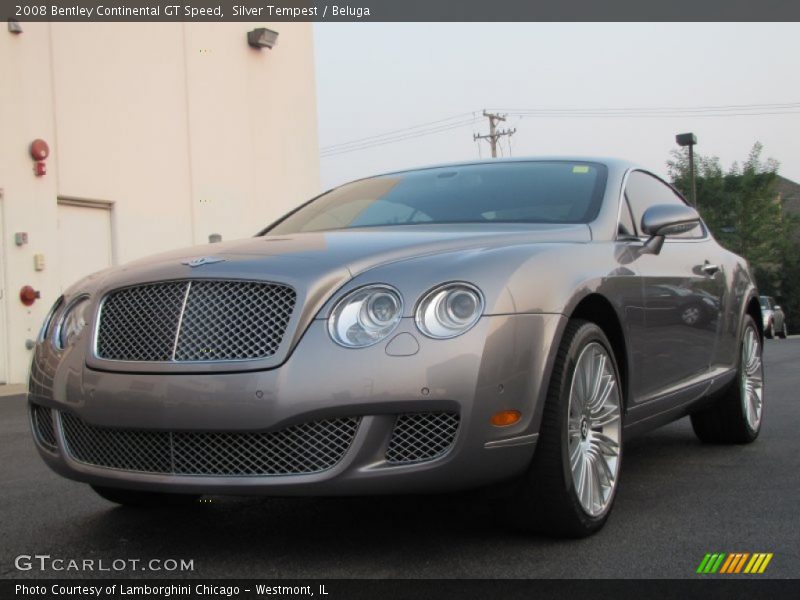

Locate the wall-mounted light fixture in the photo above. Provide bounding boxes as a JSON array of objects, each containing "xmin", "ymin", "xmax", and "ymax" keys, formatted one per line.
[
  {"xmin": 247, "ymin": 28, "xmax": 279, "ymax": 50},
  {"xmin": 8, "ymin": 19, "xmax": 23, "ymax": 34}
]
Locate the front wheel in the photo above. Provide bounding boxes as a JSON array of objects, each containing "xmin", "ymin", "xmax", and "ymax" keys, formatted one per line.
[
  {"xmin": 505, "ymin": 320, "xmax": 623, "ymax": 537},
  {"xmin": 690, "ymin": 315, "xmax": 764, "ymax": 444},
  {"xmin": 765, "ymin": 321, "xmax": 774, "ymax": 339},
  {"xmin": 777, "ymin": 323, "xmax": 788, "ymax": 339},
  {"xmin": 92, "ymin": 485, "xmax": 201, "ymax": 507}
]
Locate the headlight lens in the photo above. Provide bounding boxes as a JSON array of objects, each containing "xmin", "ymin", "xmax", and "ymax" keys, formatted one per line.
[
  {"xmin": 416, "ymin": 283, "xmax": 484, "ymax": 339},
  {"xmin": 329, "ymin": 285, "xmax": 404, "ymax": 348},
  {"xmin": 56, "ymin": 297, "xmax": 90, "ymax": 349}
]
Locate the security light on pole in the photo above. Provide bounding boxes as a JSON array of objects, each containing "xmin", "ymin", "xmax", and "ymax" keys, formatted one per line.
[{"xmin": 676, "ymin": 132, "xmax": 698, "ymax": 207}]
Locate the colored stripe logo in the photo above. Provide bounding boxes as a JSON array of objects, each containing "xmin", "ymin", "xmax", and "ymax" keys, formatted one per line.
[{"xmin": 697, "ymin": 553, "xmax": 773, "ymax": 574}]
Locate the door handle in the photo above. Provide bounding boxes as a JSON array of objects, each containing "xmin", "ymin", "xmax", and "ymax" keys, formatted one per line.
[{"xmin": 701, "ymin": 262, "xmax": 720, "ymax": 275}]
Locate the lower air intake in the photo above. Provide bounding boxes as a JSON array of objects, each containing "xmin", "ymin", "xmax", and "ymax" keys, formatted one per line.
[
  {"xmin": 60, "ymin": 412, "xmax": 360, "ymax": 476},
  {"xmin": 385, "ymin": 412, "xmax": 460, "ymax": 464},
  {"xmin": 31, "ymin": 404, "xmax": 57, "ymax": 451}
]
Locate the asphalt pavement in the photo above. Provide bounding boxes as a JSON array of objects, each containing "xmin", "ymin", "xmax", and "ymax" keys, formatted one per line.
[{"xmin": 1, "ymin": 339, "xmax": 799, "ymax": 579}]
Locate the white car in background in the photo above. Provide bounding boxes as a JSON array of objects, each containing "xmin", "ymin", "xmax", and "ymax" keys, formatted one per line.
[{"xmin": 760, "ymin": 296, "xmax": 787, "ymax": 339}]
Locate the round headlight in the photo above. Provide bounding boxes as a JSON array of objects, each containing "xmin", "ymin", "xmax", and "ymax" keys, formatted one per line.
[
  {"xmin": 56, "ymin": 297, "xmax": 90, "ymax": 349},
  {"xmin": 329, "ymin": 285, "xmax": 403, "ymax": 348},
  {"xmin": 415, "ymin": 283, "xmax": 484, "ymax": 339}
]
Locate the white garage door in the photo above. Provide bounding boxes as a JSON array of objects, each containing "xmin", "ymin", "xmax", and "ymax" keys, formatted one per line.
[{"xmin": 57, "ymin": 200, "xmax": 113, "ymax": 293}]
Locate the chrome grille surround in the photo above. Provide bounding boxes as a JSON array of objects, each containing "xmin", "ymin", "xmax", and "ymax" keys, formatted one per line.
[
  {"xmin": 60, "ymin": 412, "xmax": 361, "ymax": 476},
  {"xmin": 95, "ymin": 280, "xmax": 296, "ymax": 363},
  {"xmin": 385, "ymin": 412, "xmax": 460, "ymax": 464},
  {"xmin": 31, "ymin": 404, "xmax": 57, "ymax": 451}
]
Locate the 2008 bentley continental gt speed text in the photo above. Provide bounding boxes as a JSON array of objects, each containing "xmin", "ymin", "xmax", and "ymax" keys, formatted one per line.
[{"xmin": 29, "ymin": 158, "xmax": 765, "ymax": 537}]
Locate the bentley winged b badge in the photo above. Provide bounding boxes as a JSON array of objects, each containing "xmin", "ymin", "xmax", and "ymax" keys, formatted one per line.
[{"xmin": 182, "ymin": 256, "xmax": 226, "ymax": 267}]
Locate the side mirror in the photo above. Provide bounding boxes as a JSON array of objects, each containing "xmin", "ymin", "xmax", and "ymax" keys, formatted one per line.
[{"xmin": 639, "ymin": 204, "xmax": 701, "ymax": 255}]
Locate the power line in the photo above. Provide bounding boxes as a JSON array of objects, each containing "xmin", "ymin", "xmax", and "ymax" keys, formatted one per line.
[
  {"xmin": 319, "ymin": 101, "xmax": 800, "ymax": 159},
  {"xmin": 502, "ymin": 110, "xmax": 800, "ymax": 119},
  {"xmin": 320, "ymin": 112, "xmax": 474, "ymax": 153},
  {"xmin": 491, "ymin": 101, "xmax": 800, "ymax": 114},
  {"xmin": 320, "ymin": 117, "xmax": 478, "ymax": 157},
  {"xmin": 320, "ymin": 118, "xmax": 478, "ymax": 157}
]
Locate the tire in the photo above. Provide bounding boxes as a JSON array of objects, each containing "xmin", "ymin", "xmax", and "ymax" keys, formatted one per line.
[
  {"xmin": 777, "ymin": 323, "xmax": 787, "ymax": 339},
  {"xmin": 505, "ymin": 320, "xmax": 623, "ymax": 537},
  {"xmin": 91, "ymin": 485, "xmax": 201, "ymax": 507},
  {"xmin": 690, "ymin": 315, "xmax": 764, "ymax": 444},
  {"xmin": 765, "ymin": 321, "xmax": 774, "ymax": 339}
]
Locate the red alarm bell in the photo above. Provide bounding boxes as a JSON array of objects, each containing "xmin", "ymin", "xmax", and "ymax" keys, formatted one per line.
[
  {"xmin": 20, "ymin": 285, "xmax": 41, "ymax": 306},
  {"xmin": 29, "ymin": 139, "xmax": 49, "ymax": 161},
  {"xmin": 29, "ymin": 139, "xmax": 49, "ymax": 177}
]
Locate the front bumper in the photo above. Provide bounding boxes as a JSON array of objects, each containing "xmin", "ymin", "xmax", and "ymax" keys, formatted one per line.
[{"xmin": 28, "ymin": 313, "xmax": 564, "ymax": 495}]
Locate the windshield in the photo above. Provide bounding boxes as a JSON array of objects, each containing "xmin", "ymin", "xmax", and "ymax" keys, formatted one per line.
[
  {"xmin": 760, "ymin": 297, "xmax": 771, "ymax": 309},
  {"xmin": 266, "ymin": 161, "xmax": 608, "ymax": 235}
]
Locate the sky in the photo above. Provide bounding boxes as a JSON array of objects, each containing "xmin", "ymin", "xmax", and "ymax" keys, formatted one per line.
[{"xmin": 313, "ymin": 23, "xmax": 800, "ymax": 191}]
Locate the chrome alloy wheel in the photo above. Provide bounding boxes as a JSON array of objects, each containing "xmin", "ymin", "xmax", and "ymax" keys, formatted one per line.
[
  {"xmin": 567, "ymin": 342, "xmax": 622, "ymax": 517},
  {"xmin": 741, "ymin": 325, "xmax": 764, "ymax": 431}
]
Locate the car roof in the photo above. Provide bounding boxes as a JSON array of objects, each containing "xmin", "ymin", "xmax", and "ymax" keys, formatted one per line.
[{"xmin": 365, "ymin": 156, "xmax": 642, "ymax": 180}]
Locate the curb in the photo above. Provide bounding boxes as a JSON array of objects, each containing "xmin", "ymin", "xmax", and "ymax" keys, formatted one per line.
[{"xmin": 0, "ymin": 384, "xmax": 27, "ymax": 398}]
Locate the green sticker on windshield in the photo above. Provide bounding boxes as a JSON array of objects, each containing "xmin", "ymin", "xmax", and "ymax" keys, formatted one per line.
[{"xmin": 572, "ymin": 165, "xmax": 590, "ymax": 174}]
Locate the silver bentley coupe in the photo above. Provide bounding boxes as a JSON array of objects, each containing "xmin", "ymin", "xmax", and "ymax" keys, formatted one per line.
[{"xmin": 29, "ymin": 158, "xmax": 765, "ymax": 537}]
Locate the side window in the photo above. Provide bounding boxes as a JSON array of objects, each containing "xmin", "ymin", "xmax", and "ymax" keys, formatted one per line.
[
  {"xmin": 624, "ymin": 170, "xmax": 705, "ymax": 239},
  {"xmin": 617, "ymin": 195, "xmax": 636, "ymax": 237}
]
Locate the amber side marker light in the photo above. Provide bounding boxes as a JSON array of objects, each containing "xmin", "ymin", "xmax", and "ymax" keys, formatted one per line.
[{"xmin": 491, "ymin": 410, "xmax": 521, "ymax": 427}]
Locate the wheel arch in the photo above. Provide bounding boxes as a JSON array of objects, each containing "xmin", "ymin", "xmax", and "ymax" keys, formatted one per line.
[
  {"xmin": 746, "ymin": 294, "xmax": 763, "ymax": 341},
  {"xmin": 567, "ymin": 293, "xmax": 630, "ymax": 409}
]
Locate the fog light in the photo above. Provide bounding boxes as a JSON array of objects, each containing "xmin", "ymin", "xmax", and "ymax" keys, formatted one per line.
[{"xmin": 491, "ymin": 410, "xmax": 521, "ymax": 427}]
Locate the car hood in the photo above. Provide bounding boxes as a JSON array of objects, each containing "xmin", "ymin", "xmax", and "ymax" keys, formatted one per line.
[
  {"xmin": 74, "ymin": 223, "xmax": 592, "ymax": 314},
  {"xmin": 75, "ymin": 223, "xmax": 589, "ymax": 374},
  {"xmin": 124, "ymin": 223, "xmax": 590, "ymax": 273}
]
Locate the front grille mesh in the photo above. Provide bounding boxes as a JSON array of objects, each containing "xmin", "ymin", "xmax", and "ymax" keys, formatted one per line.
[
  {"xmin": 97, "ymin": 282, "xmax": 186, "ymax": 361},
  {"xmin": 60, "ymin": 412, "xmax": 360, "ymax": 476},
  {"xmin": 96, "ymin": 280, "xmax": 296, "ymax": 363},
  {"xmin": 385, "ymin": 412, "xmax": 460, "ymax": 464},
  {"xmin": 31, "ymin": 404, "xmax": 57, "ymax": 451},
  {"xmin": 174, "ymin": 281, "xmax": 295, "ymax": 361}
]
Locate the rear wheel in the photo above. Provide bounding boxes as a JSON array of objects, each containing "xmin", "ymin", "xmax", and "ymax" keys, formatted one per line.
[
  {"xmin": 765, "ymin": 321, "xmax": 774, "ymax": 339},
  {"xmin": 505, "ymin": 320, "xmax": 623, "ymax": 537},
  {"xmin": 690, "ymin": 315, "xmax": 764, "ymax": 444},
  {"xmin": 778, "ymin": 322, "xmax": 788, "ymax": 339},
  {"xmin": 91, "ymin": 485, "xmax": 201, "ymax": 507}
]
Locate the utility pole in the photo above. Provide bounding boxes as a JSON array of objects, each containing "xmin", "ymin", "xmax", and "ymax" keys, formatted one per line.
[{"xmin": 474, "ymin": 110, "xmax": 516, "ymax": 158}]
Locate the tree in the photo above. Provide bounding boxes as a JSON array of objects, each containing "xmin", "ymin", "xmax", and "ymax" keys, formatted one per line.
[
  {"xmin": 668, "ymin": 143, "xmax": 799, "ymax": 333},
  {"xmin": 668, "ymin": 143, "xmax": 785, "ymax": 269}
]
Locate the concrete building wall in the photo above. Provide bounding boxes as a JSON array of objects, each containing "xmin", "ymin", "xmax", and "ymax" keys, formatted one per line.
[{"xmin": 0, "ymin": 22, "xmax": 320, "ymax": 384}]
